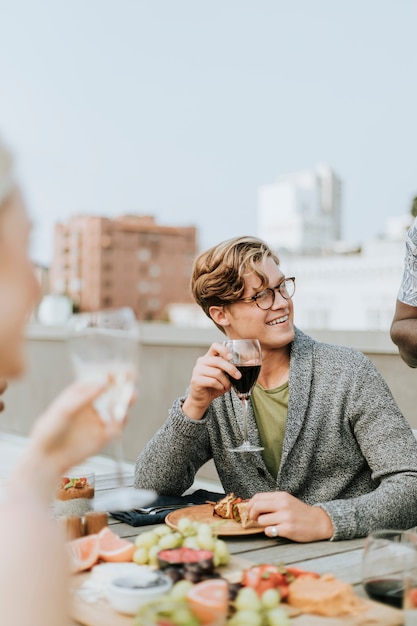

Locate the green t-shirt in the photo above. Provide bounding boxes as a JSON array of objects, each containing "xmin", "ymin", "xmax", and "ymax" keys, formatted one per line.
[{"xmin": 251, "ymin": 381, "xmax": 288, "ymax": 479}]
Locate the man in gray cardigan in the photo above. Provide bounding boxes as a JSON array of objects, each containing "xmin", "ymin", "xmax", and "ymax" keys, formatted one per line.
[{"xmin": 135, "ymin": 236, "xmax": 417, "ymax": 541}]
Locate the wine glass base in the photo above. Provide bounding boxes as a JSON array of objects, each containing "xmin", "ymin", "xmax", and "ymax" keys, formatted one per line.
[
  {"xmin": 228, "ymin": 442, "xmax": 264, "ymax": 453},
  {"xmin": 94, "ymin": 487, "xmax": 156, "ymax": 512}
]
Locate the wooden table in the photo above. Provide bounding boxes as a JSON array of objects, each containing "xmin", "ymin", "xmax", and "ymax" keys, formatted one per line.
[
  {"xmin": 70, "ymin": 483, "xmax": 402, "ymax": 625},
  {"xmin": 107, "ymin": 514, "xmax": 367, "ymax": 594}
]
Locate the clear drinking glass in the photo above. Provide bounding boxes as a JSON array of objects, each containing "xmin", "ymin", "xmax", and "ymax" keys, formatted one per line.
[
  {"xmin": 67, "ymin": 307, "xmax": 155, "ymax": 512},
  {"xmin": 404, "ymin": 557, "xmax": 417, "ymax": 626},
  {"xmin": 223, "ymin": 338, "xmax": 263, "ymax": 453},
  {"xmin": 362, "ymin": 529, "xmax": 417, "ymax": 609}
]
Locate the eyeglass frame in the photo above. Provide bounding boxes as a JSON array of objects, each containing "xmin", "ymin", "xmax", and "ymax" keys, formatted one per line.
[{"xmin": 235, "ymin": 277, "xmax": 296, "ymax": 310}]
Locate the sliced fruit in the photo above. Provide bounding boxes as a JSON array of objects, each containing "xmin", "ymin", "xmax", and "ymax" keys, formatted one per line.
[
  {"xmin": 242, "ymin": 564, "xmax": 290, "ymax": 598},
  {"xmin": 67, "ymin": 534, "xmax": 100, "ymax": 573},
  {"xmin": 186, "ymin": 578, "xmax": 229, "ymax": 625},
  {"xmin": 158, "ymin": 547, "xmax": 214, "ymax": 568},
  {"xmin": 97, "ymin": 526, "xmax": 135, "ymax": 562}
]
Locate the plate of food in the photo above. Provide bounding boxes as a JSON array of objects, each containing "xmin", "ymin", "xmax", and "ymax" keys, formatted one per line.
[{"xmin": 165, "ymin": 494, "xmax": 265, "ymax": 536}]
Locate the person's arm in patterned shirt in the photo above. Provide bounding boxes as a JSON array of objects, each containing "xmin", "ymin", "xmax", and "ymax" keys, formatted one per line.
[
  {"xmin": 391, "ymin": 301, "xmax": 417, "ymax": 367},
  {"xmin": 391, "ymin": 217, "xmax": 417, "ymax": 367}
]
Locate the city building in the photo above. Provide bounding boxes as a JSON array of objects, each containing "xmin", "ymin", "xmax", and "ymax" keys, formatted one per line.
[
  {"xmin": 167, "ymin": 215, "xmax": 412, "ymax": 332},
  {"xmin": 280, "ymin": 214, "xmax": 412, "ymax": 332},
  {"xmin": 258, "ymin": 163, "xmax": 342, "ymax": 254},
  {"xmin": 50, "ymin": 214, "xmax": 197, "ymax": 320}
]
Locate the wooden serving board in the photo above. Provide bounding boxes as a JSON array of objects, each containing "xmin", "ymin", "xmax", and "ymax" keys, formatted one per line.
[{"xmin": 70, "ymin": 556, "xmax": 403, "ymax": 626}]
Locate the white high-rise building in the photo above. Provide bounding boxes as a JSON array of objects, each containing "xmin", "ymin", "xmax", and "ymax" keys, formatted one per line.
[{"xmin": 258, "ymin": 163, "xmax": 342, "ymax": 253}]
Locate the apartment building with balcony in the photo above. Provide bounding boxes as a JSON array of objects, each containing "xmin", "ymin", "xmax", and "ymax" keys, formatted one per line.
[{"xmin": 50, "ymin": 214, "xmax": 197, "ymax": 320}]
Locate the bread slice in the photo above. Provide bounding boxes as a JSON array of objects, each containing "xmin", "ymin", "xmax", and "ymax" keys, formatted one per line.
[
  {"xmin": 213, "ymin": 493, "xmax": 257, "ymax": 528},
  {"xmin": 287, "ymin": 574, "xmax": 365, "ymax": 617},
  {"xmin": 213, "ymin": 493, "xmax": 239, "ymax": 518},
  {"xmin": 235, "ymin": 501, "xmax": 256, "ymax": 529}
]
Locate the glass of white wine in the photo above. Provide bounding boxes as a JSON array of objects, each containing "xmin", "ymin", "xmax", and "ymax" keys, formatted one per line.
[{"xmin": 67, "ymin": 307, "xmax": 155, "ymax": 512}]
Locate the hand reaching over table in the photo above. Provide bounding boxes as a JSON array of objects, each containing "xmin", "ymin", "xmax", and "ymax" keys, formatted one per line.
[
  {"xmin": 11, "ymin": 379, "xmax": 124, "ymax": 505},
  {"xmin": 246, "ymin": 491, "xmax": 334, "ymax": 542},
  {"xmin": 0, "ymin": 378, "xmax": 7, "ymax": 411}
]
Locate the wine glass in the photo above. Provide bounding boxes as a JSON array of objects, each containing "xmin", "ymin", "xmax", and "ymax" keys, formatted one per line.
[
  {"xmin": 404, "ymin": 550, "xmax": 417, "ymax": 625},
  {"xmin": 67, "ymin": 307, "xmax": 155, "ymax": 512},
  {"xmin": 362, "ymin": 529, "xmax": 417, "ymax": 609},
  {"xmin": 223, "ymin": 339, "xmax": 263, "ymax": 453}
]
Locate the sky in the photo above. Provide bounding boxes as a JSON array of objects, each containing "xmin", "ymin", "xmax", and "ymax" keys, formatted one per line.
[{"xmin": 1, "ymin": 0, "xmax": 417, "ymax": 265}]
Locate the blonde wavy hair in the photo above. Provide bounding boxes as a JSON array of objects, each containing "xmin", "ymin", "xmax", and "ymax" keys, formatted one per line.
[
  {"xmin": 191, "ymin": 236, "xmax": 280, "ymax": 332},
  {"xmin": 0, "ymin": 137, "xmax": 15, "ymax": 211}
]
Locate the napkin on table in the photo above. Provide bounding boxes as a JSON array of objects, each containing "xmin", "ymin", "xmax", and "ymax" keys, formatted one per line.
[{"xmin": 110, "ymin": 489, "xmax": 225, "ymax": 527}]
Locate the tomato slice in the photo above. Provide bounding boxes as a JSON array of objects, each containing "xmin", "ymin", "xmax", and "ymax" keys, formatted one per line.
[
  {"xmin": 242, "ymin": 565, "xmax": 289, "ymax": 596},
  {"xmin": 408, "ymin": 588, "xmax": 417, "ymax": 608},
  {"xmin": 242, "ymin": 563, "xmax": 319, "ymax": 598},
  {"xmin": 285, "ymin": 566, "xmax": 320, "ymax": 580}
]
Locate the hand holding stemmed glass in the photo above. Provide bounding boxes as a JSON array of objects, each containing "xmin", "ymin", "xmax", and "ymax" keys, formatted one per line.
[
  {"xmin": 67, "ymin": 307, "xmax": 155, "ymax": 512},
  {"xmin": 223, "ymin": 338, "xmax": 263, "ymax": 453}
]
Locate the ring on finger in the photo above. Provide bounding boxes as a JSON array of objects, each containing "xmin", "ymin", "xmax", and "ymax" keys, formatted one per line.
[{"xmin": 270, "ymin": 525, "xmax": 279, "ymax": 538}]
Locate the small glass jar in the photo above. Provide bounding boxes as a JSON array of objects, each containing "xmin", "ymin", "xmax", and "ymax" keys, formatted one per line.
[{"xmin": 54, "ymin": 469, "xmax": 95, "ymax": 518}]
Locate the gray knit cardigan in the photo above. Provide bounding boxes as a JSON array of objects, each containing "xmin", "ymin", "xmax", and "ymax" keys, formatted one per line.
[{"xmin": 134, "ymin": 328, "xmax": 417, "ymax": 540}]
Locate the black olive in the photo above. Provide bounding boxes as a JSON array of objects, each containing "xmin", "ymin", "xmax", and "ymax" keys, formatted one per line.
[
  {"xmin": 183, "ymin": 570, "xmax": 202, "ymax": 584},
  {"xmin": 228, "ymin": 582, "xmax": 243, "ymax": 601},
  {"xmin": 164, "ymin": 567, "xmax": 184, "ymax": 583}
]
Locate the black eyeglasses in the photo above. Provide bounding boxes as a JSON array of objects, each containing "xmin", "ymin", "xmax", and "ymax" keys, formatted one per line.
[{"xmin": 237, "ymin": 277, "xmax": 296, "ymax": 310}]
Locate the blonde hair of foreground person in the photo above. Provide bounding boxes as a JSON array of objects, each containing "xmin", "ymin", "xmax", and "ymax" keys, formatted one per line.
[{"xmin": 0, "ymin": 138, "xmax": 124, "ymax": 626}]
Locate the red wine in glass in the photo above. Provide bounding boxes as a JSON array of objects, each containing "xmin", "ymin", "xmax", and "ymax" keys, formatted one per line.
[
  {"xmin": 228, "ymin": 365, "xmax": 261, "ymax": 396},
  {"xmin": 223, "ymin": 339, "xmax": 263, "ymax": 453},
  {"xmin": 362, "ymin": 529, "xmax": 417, "ymax": 614},
  {"xmin": 363, "ymin": 578, "xmax": 403, "ymax": 608}
]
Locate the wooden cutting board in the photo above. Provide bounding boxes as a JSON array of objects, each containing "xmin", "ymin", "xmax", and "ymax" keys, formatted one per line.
[{"xmin": 70, "ymin": 556, "xmax": 403, "ymax": 626}]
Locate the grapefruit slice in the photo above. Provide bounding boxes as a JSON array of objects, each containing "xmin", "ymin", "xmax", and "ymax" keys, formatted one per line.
[
  {"xmin": 68, "ymin": 534, "xmax": 100, "ymax": 573},
  {"xmin": 186, "ymin": 578, "xmax": 229, "ymax": 625},
  {"xmin": 97, "ymin": 526, "xmax": 135, "ymax": 562}
]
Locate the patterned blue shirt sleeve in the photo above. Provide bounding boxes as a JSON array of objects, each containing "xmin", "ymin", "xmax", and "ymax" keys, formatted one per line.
[{"xmin": 398, "ymin": 217, "xmax": 417, "ymax": 306}]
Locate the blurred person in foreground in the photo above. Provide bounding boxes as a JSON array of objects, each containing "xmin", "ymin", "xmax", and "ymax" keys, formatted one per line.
[
  {"xmin": 135, "ymin": 235, "xmax": 417, "ymax": 542},
  {"xmin": 0, "ymin": 138, "xmax": 126, "ymax": 625},
  {"xmin": 391, "ymin": 212, "xmax": 417, "ymax": 367},
  {"xmin": 0, "ymin": 379, "xmax": 6, "ymax": 411}
]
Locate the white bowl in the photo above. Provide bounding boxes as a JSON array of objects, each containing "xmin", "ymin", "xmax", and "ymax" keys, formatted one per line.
[{"xmin": 106, "ymin": 569, "xmax": 172, "ymax": 615}]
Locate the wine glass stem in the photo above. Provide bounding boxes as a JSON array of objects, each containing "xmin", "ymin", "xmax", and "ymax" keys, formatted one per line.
[
  {"xmin": 112, "ymin": 434, "xmax": 127, "ymax": 489},
  {"xmin": 241, "ymin": 396, "xmax": 249, "ymax": 443}
]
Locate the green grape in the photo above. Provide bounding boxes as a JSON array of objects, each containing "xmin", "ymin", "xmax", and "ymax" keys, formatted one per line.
[
  {"xmin": 261, "ymin": 588, "xmax": 280, "ymax": 610},
  {"xmin": 134, "ymin": 530, "xmax": 159, "ymax": 549},
  {"xmin": 132, "ymin": 547, "xmax": 149, "ymax": 565},
  {"xmin": 158, "ymin": 531, "xmax": 183, "ymax": 550},
  {"xmin": 235, "ymin": 587, "xmax": 262, "ymax": 612},
  {"xmin": 229, "ymin": 609, "xmax": 263, "ymax": 626},
  {"xmin": 213, "ymin": 539, "xmax": 230, "ymax": 565},
  {"xmin": 182, "ymin": 535, "xmax": 200, "ymax": 550},
  {"xmin": 196, "ymin": 522, "xmax": 213, "ymax": 537},
  {"xmin": 134, "ymin": 597, "xmax": 199, "ymax": 626},
  {"xmin": 266, "ymin": 607, "xmax": 291, "ymax": 626},
  {"xmin": 153, "ymin": 596, "xmax": 179, "ymax": 614},
  {"xmin": 177, "ymin": 517, "xmax": 195, "ymax": 535},
  {"xmin": 196, "ymin": 534, "xmax": 215, "ymax": 551},
  {"xmin": 169, "ymin": 579, "xmax": 194, "ymax": 601},
  {"xmin": 191, "ymin": 521, "xmax": 201, "ymax": 533},
  {"xmin": 153, "ymin": 524, "xmax": 172, "ymax": 537},
  {"xmin": 148, "ymin": 544, "xmax": 161, "ymax": 566},
  {"xmin": 171, "ymin": 607, "xmax": 200, "ymax": 625}
]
